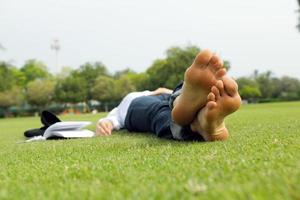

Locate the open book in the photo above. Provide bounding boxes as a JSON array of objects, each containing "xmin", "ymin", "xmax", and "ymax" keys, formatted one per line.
[{"xmin": 26, "ymin": 121, "xmax": 95, "ymax": 142}]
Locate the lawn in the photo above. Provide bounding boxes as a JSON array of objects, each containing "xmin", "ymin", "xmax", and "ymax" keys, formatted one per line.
[{"xmin": 0, "ymin": 102, "xmax": 300, "ymax": 200}]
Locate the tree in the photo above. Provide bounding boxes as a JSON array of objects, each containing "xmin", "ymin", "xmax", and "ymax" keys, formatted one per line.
[
  {"xmin": 237, "ymin": 70, "xmax": 300, "ymax": 102},
  {"xmin": 0, "ymin": 62, "xmax": 16, "ymax": 91},
  {"xmin": 0, "ymin": 86, "xmax": 23, "ymax": 116},
  {"xmin": 91, "ymin": 76, "xmax": 117, "ymax": 102},
  {"xmin": 26, "ymin": 79, "xmax": 55, "ymax": 110},
  {"xmin": 113, "ymin": 68, "xmax": 150, "ymax": 91},
  {"xmin": 253, "ymin": 71, "xmax": 300, "ymax": 101},
  {"xmin": 11, "ymin": 67, "xmax": 26, "ymax": 88},
  {"xmin": 239, "ymin": 86, "xmax": 261, "ymax": 101},
  {"xmin": 91, "ymin": 75, "xmax": 136, "ymax": 111},
  {"xmin": 125, "ymin": 72, "xmax": 150, "ymax": 91},
  {"xmin": 254, "ymin": 71, "xmax": 276, "ymax": 99},
  {"xmin": 72, "ymin": 62, "xmax": 109, "ymax": 101},
  {"xmin": 55, "ymin": 76, "xmax": 87, "ymax": 104},
  {"xmin": 114, "ymin": 68, "xmax": 136, "ymax": 79},
  {"xmin": 223, "ymin": 60, "xmax": 231, "ymax": 71},
  {"xmin": 0, "ymin": 62, "xmax": 26, "ymax": 91},
  {"xmin": 114, "ymin": 75, "xmax": 136, "ymax": 100},
  {"xmin": 144, "ymin": 45, "xmax": 231, "ymax": 90},
  {"xmin": 20, "ymin": 59, "xmax": 50, "ymax": 84},
  {"xmin": 236, "ymin": 77, "xmax": 261, "ymax": 102},
  {"xmin": 56, "ymin": 66, "xmax": 73, "ymax": 79},
  {"xmin": 146, "ymin": 45, "xmax": 200, "ymax": 90},
  {"xmin": 277, "ymin": 76, "xmax": 300, "ymax": 100}
]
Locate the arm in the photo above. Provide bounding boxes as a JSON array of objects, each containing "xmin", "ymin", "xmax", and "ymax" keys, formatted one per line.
[
  {"xmin": 151, "ymin": 87, "xmax": 173, "ymax": 95},
  {"xmin": 96, "ymin": 107, "xmax": 122, "ymax": 136},
  {"xmin": 96, "ymin": 88, "xmax": 172, "ymax": 135}
]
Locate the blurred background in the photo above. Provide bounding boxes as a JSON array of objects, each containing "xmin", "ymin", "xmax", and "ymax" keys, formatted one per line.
[{"xmin": 0, "ymin": 0, "xmax": 300, "ymax": 117}]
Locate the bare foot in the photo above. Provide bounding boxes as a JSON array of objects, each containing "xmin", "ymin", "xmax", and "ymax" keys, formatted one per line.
[
  {"xmin": 190, "ymin": 78, "xmax": 241, "ymax": 141},
  {"xmin": 171, "ymin": 49, "xmax": 226, "ymax": 125}
]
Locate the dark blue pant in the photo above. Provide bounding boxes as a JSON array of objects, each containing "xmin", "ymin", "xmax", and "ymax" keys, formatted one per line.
[{"xmin": 124, "ymin": 87, "xmax": 204, "ymax": 141}]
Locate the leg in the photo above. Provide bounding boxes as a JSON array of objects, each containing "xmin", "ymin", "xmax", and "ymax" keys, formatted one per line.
[
  {"xmin": 97, "ymin": 90, "xmax": 157, "ymax": 135},
  {"xmin": 125, "ymin": 95, "xmax": 173, "ymax": 139},
  {"xmin": 125, "ymin": 95, "xmax": 203, "ymax": 141},
  {"xmin": 171, "ymin": 50, "xmax": 226, "ymax": 126}
]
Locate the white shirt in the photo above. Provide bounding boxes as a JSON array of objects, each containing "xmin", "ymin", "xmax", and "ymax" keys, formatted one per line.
[{"xmin": 98, "ymin": 90, "xmax": 153, "ymax": 130}]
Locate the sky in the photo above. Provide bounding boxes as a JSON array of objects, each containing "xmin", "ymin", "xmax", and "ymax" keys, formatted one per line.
[{"xmin": 1, "ymin": 0, "xmax": 300, "ymax": 78}]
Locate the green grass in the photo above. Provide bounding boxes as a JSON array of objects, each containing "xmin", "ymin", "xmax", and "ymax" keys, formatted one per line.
[{"xmin": 0, "ymin": 102, "xmax": 300, "ymax": 200}]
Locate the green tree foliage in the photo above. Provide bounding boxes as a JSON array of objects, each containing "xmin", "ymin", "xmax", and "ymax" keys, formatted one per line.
[
  {"xmin": 253, "ymin": 71, "xmax": 275, "ymax": 99},
  {"xmin": 0, "ymin": 62, "xmax": 26, "ymax": 91},
  {"xmin": 277, "ymin": 76, "xmax": 300, "ymax": 100},
  {"xmin": 26, "ymin": 79, "xmax": 55, "ymax": 109},
  {"xmin": 2, "ymin": 44, "xmax": 300, "ymax": 117},
  {"xmin": 143, "ymin": 46, "xmax": 231, "ymax": 90},
  {"xmin": 92, "ymin": 76, "xmax": 117, "ymax": 102},
  {"xmin": 145, "ymin": 46, "xmax": 200, "ymax": 90},
  {"xmin": 92, "ymin": 75, "xmax": 136, "ymax": 103},
  {"xmin": 72, "ymin": 62, "xmax": 109, "ymax": 100},
  {"xmin": 20, "ymin": 60, "xmax": 50, "ymax": 84},
  {"xmin": 0, "ymin": 62, "xmax": 16, "ymax": 91},
  {"xmin": 252, "ymin": 71, "xmax": 300, "ymax": 100},
  {"xmin": 114, "ymin": 68, "xmax": 136, "ymax": 79},
  {"xmin": 115, "ymin": 75, "xmax": 136, "ymax": 99},
  {"xmin": 55, "ymin": 76, "xmax": 88, "ymax": 104},
  {"xmin": 237, "ymin": 70, "xmax": 300, "ymax": 102},
  {"xmin": 0, "ymin": 86, "xmax": 23, "ymax": 108},
  {"xmin": 124, "ymin": 72, "xmax": 149, "ymax": 91},
  {"xmin": 223, "ymin": 60, "xmax": 231, "ymax": 71},
  {"xmin": 11, "ymin": 67, "xmax": 26, "ymax": 87},
  {"xmin": 239, "ymin": 86, "xmax": 261, "ymax": 102},
  {"xmin": 0, "ymin": 86, "xmax": 23, "ymax": 115},
  {"xmin": 236, "ymin": 77, "xmax": 261, "ymax": 102},
  {"xmin": 113, "ymin": 69, "xmax": 149, "ymax": 91},
  {"xmin": 56, "ymin": 66, "xmax": 73, "ymax": 79}
]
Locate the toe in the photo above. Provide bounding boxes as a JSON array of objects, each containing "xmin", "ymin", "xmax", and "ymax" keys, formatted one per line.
[
  {"xmin": 211, "ymin": 86, "xmax": 220, "ymax": 100},
  {"xmin": 194, "ymin": 49, "xmax": 213, "ymax": 66},
  {"xmin": 209, "ymin": 55, "xmax": 223, "ymax": 71},
  {"xmin": 207, "ymin": 92, "xmax": 216, "ymax": 102},
  {"xmin": 216, "ymin": 68, "xmax": 227, "ymax": 78},
  {"xmin": 216, "ymin": 59, "xmax": 224, "ymax": 69},
  {"xmin": 222, "ymin": 76, "xmax": 238, "ymax": 97},
  {"xmin": 207, "ymin": 101, "xmax": 217, "ymax": 110},
  {"xmin": 216, "ymin": 80, "xmax": 225, "ymax": 96}
]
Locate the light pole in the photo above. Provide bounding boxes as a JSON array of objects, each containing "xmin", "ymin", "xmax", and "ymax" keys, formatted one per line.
[{"xmin": 50, "ymin": 39, "xmax": 61, "ymax": 72}]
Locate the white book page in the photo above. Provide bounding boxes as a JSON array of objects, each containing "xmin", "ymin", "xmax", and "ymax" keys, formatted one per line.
[
  {"xmin": 52, "ymin": 129, "xmax": 95, "ymax": 138},
  {"xmin": 44, "ymin": 121, "xmax": 92, "ymax": 138}
]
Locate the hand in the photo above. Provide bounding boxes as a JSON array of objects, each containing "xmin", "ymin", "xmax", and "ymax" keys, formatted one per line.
[{"xmin": 96, "ymin": 120, "xmax": 113, "ymax": 136}]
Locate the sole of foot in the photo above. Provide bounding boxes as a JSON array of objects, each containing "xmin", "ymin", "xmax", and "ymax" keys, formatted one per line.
[
  {"xmin": 191, "ymin": 78, "xmax": 241, "ymax": 141},
  {"xmin": 171, "ymin": 49, "xmax": 226, "ymax": 126}
]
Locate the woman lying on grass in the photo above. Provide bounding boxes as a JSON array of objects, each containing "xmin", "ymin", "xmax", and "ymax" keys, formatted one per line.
[{"xmin": 96, "ymin": 50, "xmax": 241, "ymax": 141}]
